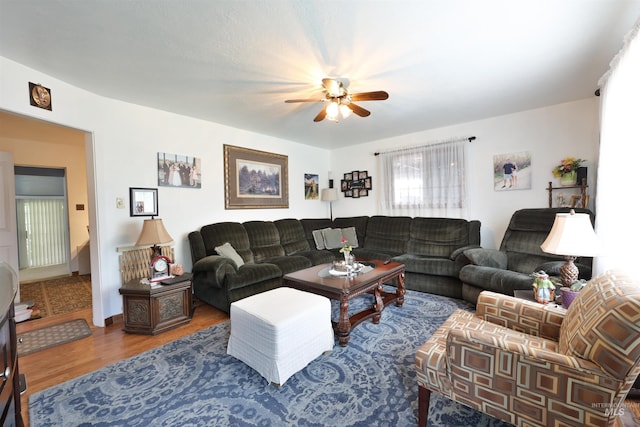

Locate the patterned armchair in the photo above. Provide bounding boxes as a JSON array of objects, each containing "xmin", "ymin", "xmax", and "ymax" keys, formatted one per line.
[{"xmin": 415, "ymin": 270, "xmax": 640, "ymax": 427}]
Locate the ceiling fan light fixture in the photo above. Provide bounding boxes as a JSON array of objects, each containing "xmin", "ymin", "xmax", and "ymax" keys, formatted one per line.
[
  {"xmin": 326, "ymin": 101, "xmax": 340, "ymax": 121},
  {"xmin": 339, "ymin": 104, "xmax": 352, "ymax": 119}
]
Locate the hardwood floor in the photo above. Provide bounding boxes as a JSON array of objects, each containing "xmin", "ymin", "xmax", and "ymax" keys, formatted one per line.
[
  {"xmin": 16, "ymin": 299, "xmax": 640, "ymax": 427},
  {"xmin": 16, "ymin": 299, "xmax": 228, "ymax": 427}
]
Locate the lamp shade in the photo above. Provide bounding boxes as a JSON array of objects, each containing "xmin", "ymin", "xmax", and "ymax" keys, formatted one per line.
[
  {"xmin": 540, "ymin": 211, "xmax": 600, "ymax": 256},
  {"xmin": 135, "ymin": 217, "xmax": 173, "ymax": 247},
  {"xmin": 321, "ymin": 188, "xmax": 338, "ymax": 202}
]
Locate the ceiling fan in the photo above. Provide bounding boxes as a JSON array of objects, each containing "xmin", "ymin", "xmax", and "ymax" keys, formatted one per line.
[{"xmin": 285, "ymin": 78, "xmax": 389, "ymax": 122}]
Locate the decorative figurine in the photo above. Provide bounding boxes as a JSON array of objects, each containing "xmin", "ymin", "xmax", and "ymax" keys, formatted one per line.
[{"xmin": 532, "ymin": 270, "xmax": 555, "ymax": 304}]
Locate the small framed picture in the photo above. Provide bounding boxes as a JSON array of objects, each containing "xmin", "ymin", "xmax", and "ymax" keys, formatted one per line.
[
  {"xmin": 351, "ymin": 171, "xmax": 360, "ymax": 180},
  {"xmin": 359, "ymin": 189, "xmax": 368, "ymax": 197},
  {"xmin": 364, "ymin": 177, "xmax": 372, "ymax": 189},
  {"xmin": 130, "ymin": 187, "xmax": 159, "ymax": 217},
  {"xmin": 344, "ymin": 173, "xmax": 353, "ymax": 181},
  {"xmin": 358, "ymin": 171, "xmax": 368, "ymax": 180}
]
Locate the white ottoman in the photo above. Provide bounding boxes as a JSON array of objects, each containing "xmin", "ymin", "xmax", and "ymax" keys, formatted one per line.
[{"xmin": 227, "ymin": 287, "xmax": 334, "ymax": 385}]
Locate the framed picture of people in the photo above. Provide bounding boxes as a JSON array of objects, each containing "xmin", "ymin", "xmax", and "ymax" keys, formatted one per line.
[
  {"xmin": 493, "ymin": 151, "xmax": 531, "ymax": 191},
  {"xmin": 158, "ymin": 152, "xmax": 202, "ymax": 189}
]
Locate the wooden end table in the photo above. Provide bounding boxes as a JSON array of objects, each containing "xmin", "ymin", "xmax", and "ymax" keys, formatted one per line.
[
  {"xmin": 283, "ymin": 259, "xmax": 405, "ymax": 347},
  {"xmin": 119, "ymin": 273, "xmax": 193, "ymax": 335}
]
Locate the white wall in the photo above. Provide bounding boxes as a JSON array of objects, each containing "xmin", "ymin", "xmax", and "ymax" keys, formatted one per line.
[
  {"xmin": 0, "ymin": 55, "xmax": 599, "ymax": 325},
  {"xmin": 0, "ymin": 56, "xmax": 331, "ymax": 325},
  {"xmin": 330, "ymin": 98, "xmax": 599, "ymax": 248}
]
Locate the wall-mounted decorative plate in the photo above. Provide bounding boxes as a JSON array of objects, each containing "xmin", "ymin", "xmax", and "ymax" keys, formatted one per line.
[{"xmin": 29, "ymin": 82, "xmax": 52, "ymax": 110}]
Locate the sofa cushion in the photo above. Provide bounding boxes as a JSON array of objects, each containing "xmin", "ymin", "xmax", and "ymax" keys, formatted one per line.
[
  {"xmin": 392, "ymin": 254, "xmax": 461, "ymax": 277},
  {"xmin": 341, "ymin": 227, "xmax": 359, "ymax": 248},
  {"xmin": 363, "ymin": 216, "xmax": 411, "ymax": 254},
  {"xmin": 226, "ymin": 263, "xmax": 283, "ymax": 291},
  {"xmin": 243, "ymin": 221, "xmax": 286, "ymax": 262},
  {"xmin": 407, "ymin": 217, "xmax": 479, "ymax": 257},
  {"xmin": 274, "ymin": 219, "xmax": 312, "ymax": 255},
  {"xmin": 201, "ymin": 222, "xmax": 254, "ymax": 264},
  {"xmin": 215, "ymin": 242, "xmax": 245, "ymax": 268},
  {"xmin": 312, "ymin": 229, "xmax": 328, "ymax": 249}
]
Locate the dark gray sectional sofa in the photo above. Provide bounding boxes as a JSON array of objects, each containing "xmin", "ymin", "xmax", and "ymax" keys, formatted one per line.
[{"xmin": 188, "ymin": 215, "xmax": 481, "ymax": 313}]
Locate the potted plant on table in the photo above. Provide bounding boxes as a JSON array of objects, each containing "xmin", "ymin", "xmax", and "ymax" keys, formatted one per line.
[
  {"xmin": 552, "ymin": 157, "xmax": 585, "ymax": 186},
  {"xmin": 559, "ymin": 279, "xmax": 587, "ymax": 309},
  {"xmin": 339, "ymin": 237, "xmax": 353, "ymax": 266}
]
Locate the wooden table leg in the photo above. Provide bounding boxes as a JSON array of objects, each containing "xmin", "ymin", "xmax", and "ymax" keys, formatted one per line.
[
  {"xmin": 396, "ymin": 272, "xmax": 406, "ymax": 307},
  {"xmin": 336, "ymin": 295, "xmax": 351, "ymax": 347},
  {"xmin": 372, "ymin": 284, "xmax": 384, "ymax": 324}
]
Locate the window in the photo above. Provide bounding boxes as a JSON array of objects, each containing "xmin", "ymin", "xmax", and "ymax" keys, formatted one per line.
[{"xmin": 379, "ymin": 139, "xmax": 467, "ymax": 218}]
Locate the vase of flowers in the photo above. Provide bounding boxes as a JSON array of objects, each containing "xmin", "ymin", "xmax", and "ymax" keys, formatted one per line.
[
  {"xmin": 339, "ymin": 237, "xmax": 353, "ymax": 266},
  {"xmin": 553, "ymin": 157, "xmax": 585, "ymax": 186}
]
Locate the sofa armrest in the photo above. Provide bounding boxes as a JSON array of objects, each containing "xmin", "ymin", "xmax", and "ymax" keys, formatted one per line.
[
  {"xmin": 463, "ymin": 248, "xmax": 508, "ymax": 269},
  {"xmin": 450, "ymin": 245, "xmax": 481, "ymax": 261},
  {"xmin": 476, "ymin": 291, "xmax": 565, "ymax": 341},
  {"xmin": 192, "ymin": 255, "xmax": 236, "ymax": 289}
]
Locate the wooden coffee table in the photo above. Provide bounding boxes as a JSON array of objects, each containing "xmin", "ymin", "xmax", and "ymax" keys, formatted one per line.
[{"xmin": 282, "ymin": 259, "xmax": 405, "ymax": 347}]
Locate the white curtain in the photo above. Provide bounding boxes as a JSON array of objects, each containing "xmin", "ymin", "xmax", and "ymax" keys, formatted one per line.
[
  {"xmin": 594, "ymin": 19, "xmax": 640, "ymax": 276},
  {"xmin": 378, "ymin": 139, "xmax": 468, "ymax": 218},
  {"xmin": 17, "ymin": 198, "xmax": 68, "ymax": 269}
]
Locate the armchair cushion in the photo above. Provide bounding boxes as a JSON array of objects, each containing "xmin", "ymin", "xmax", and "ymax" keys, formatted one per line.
[{"xmin": 559, "ymin": 270, "xmax": 640, "ymax": 380}]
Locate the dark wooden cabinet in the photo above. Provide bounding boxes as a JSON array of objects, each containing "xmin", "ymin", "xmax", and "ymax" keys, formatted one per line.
[
  {"xmin": 1, "ymin": 266, "xmax": 23, "ymax": 427},
  {"xmin": 119, "ymin": 275, "xmax": 192, "ymax": 335}
]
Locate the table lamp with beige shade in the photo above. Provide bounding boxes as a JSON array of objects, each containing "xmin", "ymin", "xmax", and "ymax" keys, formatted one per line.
[
  {"xmin": 540, "ymin": 209, "xmax": 601, "ymax": 286},
  {"xmin": 135, "ymin": 217, "xmax": 174, "ymax": 281}
]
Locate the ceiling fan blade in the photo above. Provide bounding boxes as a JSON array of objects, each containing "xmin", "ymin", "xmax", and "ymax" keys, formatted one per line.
[
  {"xmin": 350, "ymin": 91, "xmax": 389, "ymax": 101},
  {"xmin": 347, "ymin": 103, "xmax": 371, "ymax": 117},
  {"xmin": 285, "ymin": 98, "xmax": 324, "ymax": 103},
  {"xmin": 313, "ymin": 108, "xmax": 327, "ymax": 122}
]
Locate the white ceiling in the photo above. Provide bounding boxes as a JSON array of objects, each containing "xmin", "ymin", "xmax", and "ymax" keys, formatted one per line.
[{"xmin": 1, "ymin": 1, "xmax": 639, "ymax": 149}]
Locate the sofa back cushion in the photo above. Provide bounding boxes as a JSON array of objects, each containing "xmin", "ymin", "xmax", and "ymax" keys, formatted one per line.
[
  {"xmin": 500, "ymin": 208, "xmax": 594, "ymax": 274},
  {"xmin": 559, "ymin": 270, "xmax": 640, "ymax": 380},
  {"xmin": 407, "ymin": 217, "xmax": 480, "ymax": 257},
  {"xmin": 363, "ymin": 216, "xmax": 411, "ymax": 254},
  {"xmin": 200, "ymin": 222, "xmax": 254, "ymax": 264},
  {"xmin": 274, "ymin": 219, "xmax": 311, "ymax": 255},
  {"xmin": 243, "ymin": 221, "xmax": 285, "ymax": 262}
]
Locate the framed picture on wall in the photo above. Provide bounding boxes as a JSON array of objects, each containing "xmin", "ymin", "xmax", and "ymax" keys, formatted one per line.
[
  {"xmin": 223, "ymin": 144, "xmax": 289, "ymax": 209},
  {"xmin": 130, "ymin": 187, "xmax": 158, "ymax": 217}
]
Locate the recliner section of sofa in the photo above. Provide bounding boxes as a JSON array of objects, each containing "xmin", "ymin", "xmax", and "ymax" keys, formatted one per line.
[
  {"xmin": 189, "ymin": 215, "xmax": 482, "ymax": 313},
  {"xmin": 459, "ymin": 207, "xmax": 594, "ymax": 304}
]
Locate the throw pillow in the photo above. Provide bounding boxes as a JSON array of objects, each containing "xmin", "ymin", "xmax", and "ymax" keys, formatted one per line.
[
  {"xmin": 214, "ymin": 242, "xmax": 244, "ymax": 268},
  {"xmin": 312, "ymin": 229, "xmax": 329, "ymax": 250},
  {"xmin": 341, "ymin": 227, "xmax": 359, "ymax": 248},
  {"xmin": 322, "ymin": 228, "xmax": 345, "ymax": 249}
]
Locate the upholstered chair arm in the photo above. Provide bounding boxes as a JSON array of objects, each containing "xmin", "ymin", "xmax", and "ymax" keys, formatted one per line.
[
  {"xmin": 449, "ymin": 245, "xmax": 481, "ymax": 261},
  {"xmin": 462, "ymin": 248, "xmax": 508, "ymax": 269},
  {"xmin": 192, "ymin": 255, "xmax": 236, "ymax": 289},
  {"xmin": 445, "ymin": 327, "xmax": 621, "ymax": 426},
  {"xmin": 476, "ymin": 291, "xmax": 565, "ymax": 341}
]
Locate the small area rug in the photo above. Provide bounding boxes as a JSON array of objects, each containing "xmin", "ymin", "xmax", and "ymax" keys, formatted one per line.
[
  {"xmin": 18, "ymin": 319, "xmax": 92, "ymax": 356},
  {"xmin": 19, "ymin": 274, "xmax": 92, "ymax": 319},
  {"xmin": 29, "ymin": 289, "xmax": 511, "ymax": 427}
]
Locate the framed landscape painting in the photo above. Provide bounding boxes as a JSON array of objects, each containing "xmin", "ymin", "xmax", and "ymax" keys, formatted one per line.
[{"xmin": 223, "ymin": 144, "xmax": 289, "ymax": 209}]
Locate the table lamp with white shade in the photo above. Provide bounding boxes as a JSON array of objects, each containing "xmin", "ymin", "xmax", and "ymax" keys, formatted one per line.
[{"xmin": 540, "ymin": 209, "xmax": 601, "ymax": 286}]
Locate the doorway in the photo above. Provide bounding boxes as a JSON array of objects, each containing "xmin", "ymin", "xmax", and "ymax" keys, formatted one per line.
[{"xmin": 15, "ymin": 166, "xmax": 71, "ymax": 282}]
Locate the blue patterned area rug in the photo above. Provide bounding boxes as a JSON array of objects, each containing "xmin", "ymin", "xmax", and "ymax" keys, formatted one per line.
[{"xmin": 29, "ymin": 289, "xmax": 512, "ymax": 427}]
